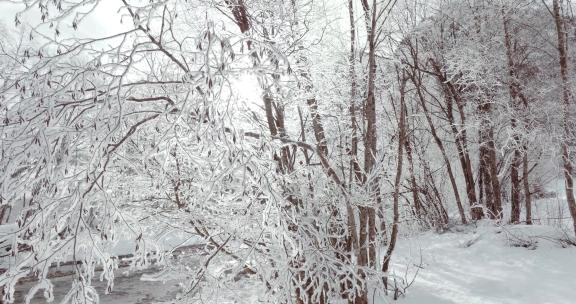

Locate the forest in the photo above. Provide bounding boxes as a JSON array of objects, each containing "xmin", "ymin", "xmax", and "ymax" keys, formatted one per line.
[{"xmin": 1, "ymin": 0, "xmax": 576, "ymax": 303}]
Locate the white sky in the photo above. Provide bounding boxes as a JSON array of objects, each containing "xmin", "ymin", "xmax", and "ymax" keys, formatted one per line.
[
  {"xmin": 0, "ymin": 0, "xmax": 263, "ymax": 120},
  {"xmin": 0, "ymin": 1, "xmax": 128, "ymax": 39}
]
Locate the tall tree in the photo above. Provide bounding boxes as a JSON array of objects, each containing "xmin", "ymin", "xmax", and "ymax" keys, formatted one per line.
[{"xmin": 551, "ymin": 0, "xmax": 576, "ymax": 236}]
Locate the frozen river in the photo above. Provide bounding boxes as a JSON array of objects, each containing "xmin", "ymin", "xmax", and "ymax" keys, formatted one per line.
[{"xmin": 14, "ymin": 268, "xmax": 182, "ymax": 304}]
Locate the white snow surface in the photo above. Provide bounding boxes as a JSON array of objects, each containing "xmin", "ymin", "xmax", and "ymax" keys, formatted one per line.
[
  {"xmin": 390, "ymin": 222, "xmax": 576, "ymax": 304},
  {"xmin": 9, "ymin": 181, "xmax": 576, "ymax": 303},
  {"xmin": 16, "ymin": 221, "xmax": 576, "ymax": 304}
]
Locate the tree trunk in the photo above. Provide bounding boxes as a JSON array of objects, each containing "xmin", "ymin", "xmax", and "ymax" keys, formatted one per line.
[
  {"xmin": 361, "ymin": 0, "xmax": 378, "ymax": 269},
  {"xmin": 448, "ymin": 82, "xmax": 482, "ymax": 220},
  {"xmin": 488, "ymin": 140, "xmax": 502, "ymax": 218},
  {"xmin": 348, "ymin": 0, "xmax": 363, "ymax": 186},
  {"xmin": 405, "ymin": 131, "xmax": 424, "ymax": 223},
  {"xmin": 503, "ymin": 9, "xmax": 526, "ymax": 224},
  {"xmin": 478, "ymin": 105, "xmax": 502, "ymax": 219},
  {"xmin": 553, "ymin": 0, "xmax": 576, "ymax": 237},
  {"xmin": 0, "ymin": 205, "xmax": 10, "ymax": 224},
  {"xmin": 510, "ymin": 148, "xmax": 522, "ymax": 223},
  {"xmin": 407, "ymin": 62, "xmax": 467, "ymax": 224},
  {"xmin": 382, "ymin": 70, "xmax": 406, "ymax": 292},
  {"xmin": 356, "ymin": 1, "xmax": 378, "ymax": 303},
  {"xmin": 225, "ymin": 3, "xmax": 308, "ymax": 302},
  {"xmin": 523, "ymin": 152, "xmax": 533, "ymax": 224},
  {"xmin": 430, "ymin": 59, "xmax": 482, "ymax": 220},
  {"xmin": 478, "ymin": 127, "xmax": 498, "ymax": 219}
]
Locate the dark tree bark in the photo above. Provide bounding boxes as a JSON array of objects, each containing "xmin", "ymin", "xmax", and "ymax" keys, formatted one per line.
[
  {"xmin": 510, "ymin": 149, "xmax": 522, "ymax": 223},
  {"xmin": 405, "ymin": 128, "xmax": 425, "ymax": 223},
  {"xmin": 523, "ymin": 153, "xmax": 533, "ymax": 224},
  {"xmin": 348, "ymin": 0, "xmax": 363, "ymax": 187},
  {"xmin": 478, "ymin": 100, "xmax": 502, "ymax": 219},
  {"xmin": 0, "ymin": 205, "xmax": 10, "ymax": 224},
  {"xmin": 420, "ymin": 158, "xmax": 450, "ymax": 227},
  {"xmin": 430, "ymin": 59, "xmax": 482, "ymax": 220},
  {"xmin": 361, "ymin": 0, "xmax": 378, "ymax": 270},
  {"xmin": 552, "ymin": 0, "xmax": 576, "ymax": 237},
  {"xmin": 382, "ymin": 69, "xmax": 406, "ymax": 295},
  {"xmin": 404, "ymin": 45, "xmax": 467, "ymax": 224},
  {"xmin": 417, "ymin": 85, "xmax": 466, "ymax": 224},
  {"xmin": 307, "ymin": 98, "xmax": 329, "ymax": 157},
  {"xmin": 356, "ymin": 1, "xmax": 378, "ymax": 303},
  {"xmin": 503, "ymin": 9, "xmax": 525, "ymax": 224}
]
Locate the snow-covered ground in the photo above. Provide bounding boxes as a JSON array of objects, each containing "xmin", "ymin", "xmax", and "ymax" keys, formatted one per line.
[
  {"xmin": 390, "ymin": 222, "xmax": 576, "ymax": 304},
  {"xmin": 16, "ymin": 220, "xmax": 576, "ymax": 304},
  {"xmin": 9, "ymin": 181, "xmax": 576, "ymax": 303},
  {"xmin": 389, "ymin": 180, "xmax": 576, "ymax": 304}
]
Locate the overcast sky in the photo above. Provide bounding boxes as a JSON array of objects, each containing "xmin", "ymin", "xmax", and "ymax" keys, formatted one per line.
[{"xmin": 0, "ymin": 1, "xmax": 128, "ymax": 39}]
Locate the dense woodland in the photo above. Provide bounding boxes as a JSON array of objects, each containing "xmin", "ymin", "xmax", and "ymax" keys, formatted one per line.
[{"xmin": 0, "ymin": 0, "xmax": 576, "ymax": 303}]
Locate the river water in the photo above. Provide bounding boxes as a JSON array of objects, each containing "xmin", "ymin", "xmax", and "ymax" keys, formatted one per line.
[{"xmin": 13, "ymin": 268, "xmax": 182, "ymax": 304}]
